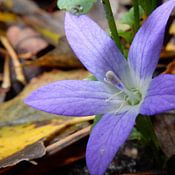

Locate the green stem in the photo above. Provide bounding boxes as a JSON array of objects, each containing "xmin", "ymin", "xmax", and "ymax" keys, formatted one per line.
[
  {"xmin": 152, "ymin": 0, "xmax": 158, "ymax": 10},
  {"xmin": 133, "ymin": 0, "xmax": 140, "ymax": 33},
  {"xmin": 136, "ymin": 115, "xmax": 164, "ymax": 168},
  {"xmin": 102, "ymin": 0, "xmax": 123, "ymax": 53},
  {"xmin": 136, "ymin": 115, "xmax": 160, "ymax": 149}
]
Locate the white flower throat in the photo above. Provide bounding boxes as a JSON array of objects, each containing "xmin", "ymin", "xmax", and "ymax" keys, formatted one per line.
[{"xmin": 105, "ymin": 71, "xmax": 142, "ymax": 106}]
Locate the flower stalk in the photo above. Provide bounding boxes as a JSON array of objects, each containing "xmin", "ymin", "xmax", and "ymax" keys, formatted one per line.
[
  {"xmin": 102, "ymin": 0, "xmax": 123, "ymax": 53},
  {"xmin": 152, "ymin": 0, "xmax": 158, "ymax": 10},
  {"xmin": 133, "ymin": 0, "xmax": 140, "ymax": 33}
]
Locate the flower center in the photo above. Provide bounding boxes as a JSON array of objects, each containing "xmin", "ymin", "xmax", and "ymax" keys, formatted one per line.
[
  {"xmin": 105, "ymin": 71, "xmax": 142, "ymax": 107},
  {"xmin": 124, "ymin": 88, "xmax": 142, "ymax": 106}
]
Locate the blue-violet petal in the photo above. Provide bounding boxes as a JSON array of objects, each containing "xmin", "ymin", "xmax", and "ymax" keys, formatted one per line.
[
  {"xmin": 24, "ymin": 80, "xmax": 120, "ymax": 116},
  {"xmin": 65, "ymin": 13, "xmax": 132, "ymax": 87},
  {"xmin": 86, "ymin": 111, "xmax": 138, "ymax": 175},
  {"xmin": 128, "ymin": 0, "xmax": 175, "ymax": 81},
  {"xmin": 141, "ymin": 74, "xmax": 175, "ymax": 115}
]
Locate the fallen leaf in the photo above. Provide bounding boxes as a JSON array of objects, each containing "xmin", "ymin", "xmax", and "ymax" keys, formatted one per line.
[
  {"xmin": 1, "ymin": 0, "xmax": 65, "ymax": 45},
  {"xmin": 0, "ymin": 141, "xmax": 45, "ymax": 167},
  {"xmin": 0, "ymin": 12, "xmax": 16, "ymax": 23},
  {"xmin": 24, "ymin": 37, "xmax": 83, "ymax": 69},
  {"xmin": 0, "ymin": 117, "xmax": 93, "ymax": 167},
  {"xmin": 153, "ymin": 112, "xmax": 175, "ymax": 158},
  {"xmin": 7, "ymin": 25, "xmax": 48, "ymax": 55},
  {"xmin": 0, "ymin": 69, "xmax": 89, "ymax": 125},
  {"xmin": 163, "ymin": 60, "xmax": 175, "ymax": 74},
  {"xmin": 0, "ymin": 121, "xmax": 61, "ymax": 161}
]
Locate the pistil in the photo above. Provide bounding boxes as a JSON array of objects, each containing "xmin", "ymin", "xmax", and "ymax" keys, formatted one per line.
[{"xmin": 105, "ymin": 71, "xmax": 142, "ymax": 107}]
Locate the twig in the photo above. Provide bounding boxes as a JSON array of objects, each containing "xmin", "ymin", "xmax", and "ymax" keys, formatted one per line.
[
  {"xmin": 0, "ymin": 36, "xmax": 26, "ymax": 84},
  {"xmin": 63, "ymin": 116, "xmax": 95, "ymax": 126},
  {"xmin": 0, "ymin": 48, "xmax": 32, "ymax": 60},
  {"xmin": 46, "ymin": 125, "xmax": 91, "ymax": 155},
  {"xmin": 0, "ymin": 48, "xmax": 8, "ymax": 55},
  {"xmin": 46, "ymin": 116, "xmax": 95, "ymax": 144},
  {"xmin": 18, "ymin": 52, "xmax": 33, "ymax": 59},
  {"xmin": 2, "ymin": 54, "xmax": 11, "ymax": 89}
]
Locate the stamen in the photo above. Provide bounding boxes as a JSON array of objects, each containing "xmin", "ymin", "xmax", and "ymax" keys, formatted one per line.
[
  {"xmin": 106, "ymin": 91, "xmax": 124, "ymax": 102},
  {"xmin": 105, "ymin": 71, "xmax": 124, "ymax": 90},
  {"xmin": 114, "ymin": 101, "xmax": 127, "ymax": 114}
]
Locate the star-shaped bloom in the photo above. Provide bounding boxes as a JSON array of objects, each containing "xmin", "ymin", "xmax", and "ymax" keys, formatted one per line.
[{"xmin": 25, "ymin": 1, "xmax": 175, "ymax": 174}]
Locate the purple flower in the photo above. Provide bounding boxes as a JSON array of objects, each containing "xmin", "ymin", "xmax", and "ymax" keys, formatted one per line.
[{"xmin": 25, "ymin": 1, "xmax": 175, "ymax": 174}]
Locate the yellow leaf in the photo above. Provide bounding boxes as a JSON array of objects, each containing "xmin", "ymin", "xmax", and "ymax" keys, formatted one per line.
[
  {"xmin": 0, "ymin": 116, "xmax": 94, "ymax": 161},
  {"xmin": 0, "ymin": 12, "xmax": 16, "ymax": 22},
  {"xmin": 0, "ymin": 120, "xmax": 61, "ymax": 160}
]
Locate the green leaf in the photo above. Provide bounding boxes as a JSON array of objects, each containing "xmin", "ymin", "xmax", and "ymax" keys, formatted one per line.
[
  {"xmin": 138, "ymin": 0, "xmax": 157, "ymax": 15},
  {"xmin": 118, "ymin": 30, "xmax": 133, "ymax": 43},
  {"xmin": 57, "ymin": 0, "xmax": 97, "ymax": 15},
  {"xmin": 129, "ymin": 127, "xmax": 142, "ymax": 140},
  {"xmin": 85, "ymin": 74, "xmax": 97, "ymax": 81},
  {"xmin": 92, "ymin": 115, "xmax": 102, "ymax": 129},
  {"xmin": 136, "ymin": 115, "xmax": 165, "ymax": 168},
  {"xmin": 136, "ymin": 115, "xmax": 160, "ymax": 149},
  {"xmin": 121, "ymin": 6, "xmax": 144, "ymax": 27}
]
